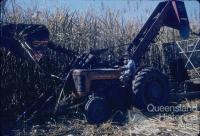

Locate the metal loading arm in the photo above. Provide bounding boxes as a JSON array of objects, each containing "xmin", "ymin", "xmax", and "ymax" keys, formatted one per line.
[{"xmin": 127, "ymin": 0, "xmax": 190, "ymax": 65}]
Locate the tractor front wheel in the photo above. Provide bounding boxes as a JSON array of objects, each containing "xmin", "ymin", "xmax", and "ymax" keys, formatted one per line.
[{"xmin": 85, "ymin": 95, "xmax": 111, "ymax": 124}]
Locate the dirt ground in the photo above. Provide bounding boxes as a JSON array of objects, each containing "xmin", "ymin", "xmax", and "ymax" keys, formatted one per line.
[{"xmin": 15, "ymin": 99, "xmax": 200, "ymax": 136}]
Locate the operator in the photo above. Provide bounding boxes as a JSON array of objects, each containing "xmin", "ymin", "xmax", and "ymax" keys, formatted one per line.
[{"xmin": 119, "ymin": 53, "xmax": 136, "ymax": 86}]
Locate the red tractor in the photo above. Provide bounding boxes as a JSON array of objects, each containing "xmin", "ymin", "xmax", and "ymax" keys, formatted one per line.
[{"xmin": 1, "ymin": 0, "xmax": 200, "ymax": 125}]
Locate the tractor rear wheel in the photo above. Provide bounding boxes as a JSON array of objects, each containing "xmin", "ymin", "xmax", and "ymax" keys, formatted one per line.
[
  {"xmin": 85, "ymin": 96, "xmax": 111, "ymax": 124},
  {"xmin": 132, "ymin": 68, "xmax": 169, "ymax": 110}
]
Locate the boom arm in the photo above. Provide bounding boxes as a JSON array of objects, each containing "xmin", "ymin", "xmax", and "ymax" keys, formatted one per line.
[{"xmin": 127, "ymin": 0, "xmax": 190, "ymax": 65}]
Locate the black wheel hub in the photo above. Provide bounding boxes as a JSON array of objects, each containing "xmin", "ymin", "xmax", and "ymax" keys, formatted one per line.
[{"xmin": 145, "ymin": 80, "xmax": 164, "ymax": 104}]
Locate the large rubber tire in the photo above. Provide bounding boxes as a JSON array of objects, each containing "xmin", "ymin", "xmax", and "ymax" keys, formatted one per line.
[
  {"xmin": 85, "ymin": 96, "xmax": 111, "ymax": 124},
  {"xmin": 132, "ymin": 68, "xmax": 169, "ymax": 110}
]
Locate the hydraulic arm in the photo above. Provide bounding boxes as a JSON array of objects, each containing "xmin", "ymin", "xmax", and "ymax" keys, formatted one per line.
[{"xmin": 127, "ymin": 0, "xmax": 190, "ymax": 65}]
